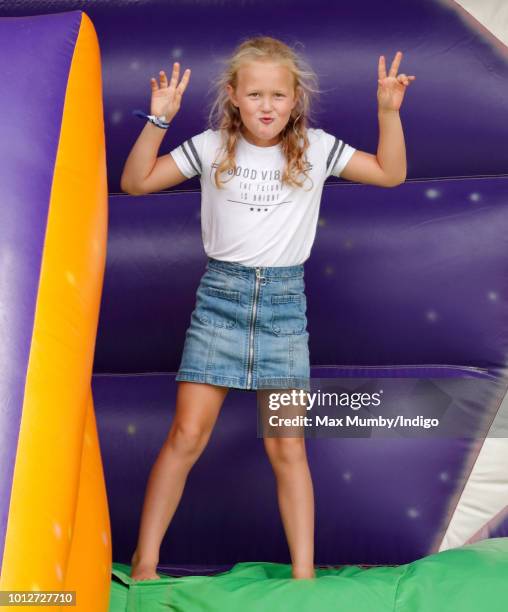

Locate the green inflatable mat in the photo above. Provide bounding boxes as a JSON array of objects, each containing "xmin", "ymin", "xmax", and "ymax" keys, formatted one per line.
[{"xmin": 108, "ymin": 537, "xmax": 508, "ymax": 611}]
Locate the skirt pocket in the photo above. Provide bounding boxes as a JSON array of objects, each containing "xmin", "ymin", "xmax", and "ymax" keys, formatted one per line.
[
  {"xmin": 270, "ymin": 293, "xmax": 307, "ymax": 336},
  {"xmin": 196, "ymin": 285, "xmax": 241, "ymax": 329}
]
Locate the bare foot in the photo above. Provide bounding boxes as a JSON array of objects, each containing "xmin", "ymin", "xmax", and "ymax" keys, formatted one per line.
[{"xmin": 130, "ymin": 550, "xmax": 161, "ymax": 581}]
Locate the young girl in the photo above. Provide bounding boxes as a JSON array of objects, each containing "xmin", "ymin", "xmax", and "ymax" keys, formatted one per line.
[{"xmin": 121, "ymin": 36, "xmax": 414, "ymax": 581}]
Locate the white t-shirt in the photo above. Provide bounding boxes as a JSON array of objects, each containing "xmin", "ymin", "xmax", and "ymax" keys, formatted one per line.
[{"xmin": 169, "ymin": 128, "xmax": 356, "ymax": 267}]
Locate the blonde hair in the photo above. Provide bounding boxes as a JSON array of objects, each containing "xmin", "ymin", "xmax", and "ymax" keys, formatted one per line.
[{"xmin": 207, "ymin": 36, "xmax": 320, "ymax": 190}]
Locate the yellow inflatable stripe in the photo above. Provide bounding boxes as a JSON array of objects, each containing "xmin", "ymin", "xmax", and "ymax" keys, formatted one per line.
[{"xmin": 1, "ymin": 12, "xmax": 109, "ymax": 610}]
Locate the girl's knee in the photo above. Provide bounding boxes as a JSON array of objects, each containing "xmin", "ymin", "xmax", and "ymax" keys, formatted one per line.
[
  {"xmin": 167, "ymin": 421, "xmax": 209, "ymax": 457},
  {"xmin": 264, "ymin": 436, "xmax": 307, "ymax": 465}
]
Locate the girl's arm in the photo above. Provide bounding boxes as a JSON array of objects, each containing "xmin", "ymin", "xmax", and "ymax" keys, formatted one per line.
[
  {"xmin": 120, "ymin": 121, "xmax": 188, "ymax": 195},
  {"xmin": 340, "ymin": 51, "xmax": 415, "ymax": 188},
  {"xmin": 120, "ymin": 62, "xmax": 191, "ymax": 195},
  {"xmin": 341, "ymin": 108, "xmax": 406, "ymax": 187}
]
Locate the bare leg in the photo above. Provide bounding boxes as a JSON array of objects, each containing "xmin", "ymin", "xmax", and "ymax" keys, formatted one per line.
[
  {"xmin": 130, "ymin": 381, "xmax": 229, "ymax": 580},
  {"xmin": 259, "ymin": 389, "xmax": 315, "ymax": 580}
]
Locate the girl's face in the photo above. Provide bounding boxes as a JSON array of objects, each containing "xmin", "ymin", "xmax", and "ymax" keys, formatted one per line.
[{"xmin": 226, "ymin": 60, "xmax": 298, "ymax": 147}]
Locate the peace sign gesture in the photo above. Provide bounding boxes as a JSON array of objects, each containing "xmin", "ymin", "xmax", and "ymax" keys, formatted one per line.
[
  {"xmin": 150, "ymin": 62, "xmax": 191, "ymax": 122},
  {"xmin": 377, "ymin": 51, "xmax": 415, "ymax": 112}
]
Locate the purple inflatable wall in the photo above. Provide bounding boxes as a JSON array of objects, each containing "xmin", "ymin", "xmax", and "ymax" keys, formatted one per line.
[{"xmin": 1, "ymin": 0, "xmax": 507, "ymax": 570}]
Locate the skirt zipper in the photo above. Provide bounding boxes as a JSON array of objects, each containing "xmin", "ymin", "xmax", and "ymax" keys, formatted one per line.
[{"xmin": 247, "ymin": 268, "xmax": 263, "ymax": 389}]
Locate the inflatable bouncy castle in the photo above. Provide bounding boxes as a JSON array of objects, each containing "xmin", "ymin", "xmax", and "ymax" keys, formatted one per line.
[{"xmin": 1, "ymin": 1, "xmax": 508, "ymax": 610}]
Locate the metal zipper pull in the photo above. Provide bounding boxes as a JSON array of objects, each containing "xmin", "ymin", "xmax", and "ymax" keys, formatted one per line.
[{"xmin": 256, "ymin": 267, "xmax": 267, "ymax": 285}]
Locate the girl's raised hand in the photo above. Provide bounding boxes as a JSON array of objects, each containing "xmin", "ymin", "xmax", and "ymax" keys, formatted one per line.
[
  {"xmin": 150, "ymin": 62, "xmax": 191, "ymax": 122},
  {"xmin": 377, "ymin": 51, "xmax": 415, "ymax": 112}
]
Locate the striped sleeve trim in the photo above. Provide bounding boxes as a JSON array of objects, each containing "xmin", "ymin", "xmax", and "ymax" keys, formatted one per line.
[
  {"xmin": 181, "ymin": 138, "xmax": 202, "ymax": 176},
  {"xmin": 326, "ymin": 137, "xmax": 346, "ymax": 174}
]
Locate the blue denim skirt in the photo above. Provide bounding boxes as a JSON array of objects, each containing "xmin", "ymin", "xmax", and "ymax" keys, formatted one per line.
[{"xmin": 175, "ymin": 257, "xmax": 310, "ymax": 391}]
